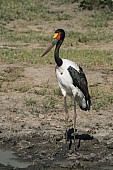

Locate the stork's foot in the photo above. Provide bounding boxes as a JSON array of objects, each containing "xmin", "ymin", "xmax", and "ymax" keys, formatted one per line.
[{"xmin": 66, "ymin": 128, "xmax": 78, "ymax": 151}]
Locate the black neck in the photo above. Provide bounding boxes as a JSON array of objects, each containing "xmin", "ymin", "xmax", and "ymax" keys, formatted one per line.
[{"xmin": 54, "ymin": 40, "xmax": 63, "ymax": 67}]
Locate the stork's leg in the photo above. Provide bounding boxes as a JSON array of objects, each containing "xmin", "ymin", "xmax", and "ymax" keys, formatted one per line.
[
  {"xmin": 74, "ymin": 98, "xmax": 77, "ymax": 150},
  {"xmin": 64, "ymin": 96, "xmax": 69, "ymax": 149}
]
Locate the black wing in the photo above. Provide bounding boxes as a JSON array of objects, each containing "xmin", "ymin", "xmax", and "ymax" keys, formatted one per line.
[{"xmin": 68, "ymin": 66, "xmax": 91, "ymax": 109}]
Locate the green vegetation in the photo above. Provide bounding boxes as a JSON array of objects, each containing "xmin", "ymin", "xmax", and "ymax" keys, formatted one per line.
[
  {"xmin": 0, "ymin": 0, "xmax": 70, "ymax": 23},
  {"xmin": 0, "ymin": 48, "xmax": 113, "ymax": 70},
  {"xmin": 14, "ymin": 85, "xmax": 29, "ymax": 93},
  {"xmin": 86, "ymin": 10, "xmax": 113, "ymax": 28},
  {"xmin": 0, "ymin": 0, "xmax": 47, "ymax": 22},
  {"xmin": 59, "ymin": 49, "xmax": 113, "ymax": 69},
  {"xmin": 42, "ymin": 96, "xmax": 56, "ymax": 110},
  {"xmin": 25, "ymin": 98, "xmax": 37, "ymax": 106},
  {"xmin": 79, "ymin": 0, "xmax": 113, "ymax": 10},
  {"xmin": 67, "ymin": 30, "xmax": 113, "ymax": 44},
  {"xmin": 91, "ymin": 85, "xmax": 113, "ymax": 110}
]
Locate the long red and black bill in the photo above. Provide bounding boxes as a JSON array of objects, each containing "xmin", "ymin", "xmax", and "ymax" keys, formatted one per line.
[{"xmin": 41, "ymin": 39, "xmax": 58, "ymax": 57}]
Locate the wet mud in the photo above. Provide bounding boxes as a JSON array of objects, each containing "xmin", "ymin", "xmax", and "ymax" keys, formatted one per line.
[{"xmin": 0, "ymin": 128, "xmax": 113, "ymax": 170}]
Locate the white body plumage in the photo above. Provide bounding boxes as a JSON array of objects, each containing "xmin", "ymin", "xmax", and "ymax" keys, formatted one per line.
[{"xmin": 55, "ymin": 59, "xmax": 87, "ymax": 110}]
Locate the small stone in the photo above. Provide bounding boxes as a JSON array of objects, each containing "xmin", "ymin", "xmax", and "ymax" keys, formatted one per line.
[
  {"xmin": 56, "ymin": 135, "xmax": 63, "ymax": 142},
  {"xmin": 107, "ymin": 142, "xmax": 113, "ymax": 149},
  {"xmin": 18, "ymin": 140, "xmax": 34, "ymax": 149},
  {"xmin": 27, "ymin": 155, "xmax": 32, "ymax": 159},
  {"xmin": 82, "ymin": 153, "xmax": 96, "ymax": 161},
  {"xmin": 4, "ymin": 66, "xmax": 12, "ymax": 73},
  {"xmin": 39, "ymin": 114, "xmax": 45, "ymax": 119}
]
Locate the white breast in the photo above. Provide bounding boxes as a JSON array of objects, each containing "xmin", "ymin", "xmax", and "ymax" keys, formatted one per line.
[{"xmin": 55, "ymin": 59, "xmax": 80, "ymax": 95}]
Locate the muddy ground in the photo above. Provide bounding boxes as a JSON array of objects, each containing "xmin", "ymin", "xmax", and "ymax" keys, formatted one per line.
[{"xmin": 0, "ymin": 63, "xmax": 113, "ymax": 170}]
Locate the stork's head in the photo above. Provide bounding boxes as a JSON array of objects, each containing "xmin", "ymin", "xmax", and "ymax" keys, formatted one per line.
[
  {"xmin": 53, "ymin": 29, "xmax": 65, "ymax": 41},
  {"xmin": 41, "ymin": 29, "xmax": 65, "ymax": 57}
]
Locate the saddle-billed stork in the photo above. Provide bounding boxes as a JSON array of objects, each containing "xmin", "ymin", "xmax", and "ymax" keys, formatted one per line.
[{"xmin": 41, "ymin": 29, "xmax": 91, "ymax": 150}]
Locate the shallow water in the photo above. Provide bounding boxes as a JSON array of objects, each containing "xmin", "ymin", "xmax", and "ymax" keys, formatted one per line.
[
  {"xmin": 46, "ymin": 167, "xmax": 113, "ymax": 170},
  {"xmin": 0, "ymin": 149, "xmax": 31, "ymax": 168},
  {"xmin": 0, "ymin": 149, "xmax": 112, "ymax": 170}
]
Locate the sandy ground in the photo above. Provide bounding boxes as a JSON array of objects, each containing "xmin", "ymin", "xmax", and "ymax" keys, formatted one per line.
[{"xmin": 0, "ymin": 63, "xmax": 113, "ymax": 170}]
